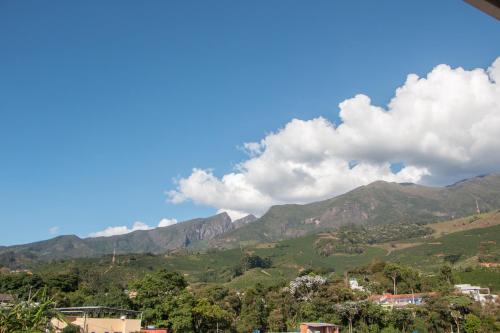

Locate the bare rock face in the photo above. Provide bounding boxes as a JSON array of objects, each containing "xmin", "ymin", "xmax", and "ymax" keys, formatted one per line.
[
  {"xmin": 233, "ymin": 214, "xmax": 258, "ymax": 228},
  {"xmin": 185, "ymin": 212, "xmax": 234, "ymax": 241}
]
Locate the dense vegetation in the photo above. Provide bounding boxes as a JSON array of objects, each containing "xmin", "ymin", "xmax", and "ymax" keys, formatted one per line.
[
  {"xmin": 1, "ymin": 211, "xmax": 500, "ymax": 332},
  {"xmin": 5, "ymin": 215, "xmax": 498, "ymax": 291},
  {"xmin": 1, "ymin": 261, "xmax": 499, "ymax": 332},
  {"xmin": 3, "ymin": 174, "xmax": 500, "ymax": 269},
  {"xmin": 314, "ymin": 224, "xmax": 432, "ymax": 256}
]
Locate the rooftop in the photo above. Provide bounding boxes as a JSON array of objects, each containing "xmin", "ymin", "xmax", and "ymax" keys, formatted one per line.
[
  {"xmin": 302, "ymin": 323, "xmax": 340, "ymax": 328},
  {"xmin": 382, "ymin": 292, "xmax": 433, "ymax": 299},
  {"xmin": 370, "ymin": 292, "xmax": 436, "ymax": 301},
  {"xmin": 56, "ymin": 306, "xmax": 141, "ymax": 318},
  {"xmin": 455, "ymin": 284, "xmax": 481, "ymax": 289}
]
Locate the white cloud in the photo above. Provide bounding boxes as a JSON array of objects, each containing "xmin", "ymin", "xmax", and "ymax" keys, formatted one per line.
[
  {"xmin": 168, "ymin": 57, "xmax": 500, "ymax": 217},
  {"xmin": 158, "ymin": 218, "xmax": 178, "ymax": 227},
  {"xmin": 216, "ymin": 209, "xmax": 248, "ymax": 221},
  {"xmin": 49, "ymin": 226, "xmax": 59, "ymax": 235},
  {"xmin": 89, "ymin": 221, "xmax": 152, "ymax": 238},
  {"xmin": 89, "ymin": 218, "xmax": 180, "ymax": 237}
]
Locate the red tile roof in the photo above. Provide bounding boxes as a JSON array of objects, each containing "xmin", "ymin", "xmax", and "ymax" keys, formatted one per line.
[{"xmin": 370, "ymin": 292, "xmax": 436, "ymax": 301}]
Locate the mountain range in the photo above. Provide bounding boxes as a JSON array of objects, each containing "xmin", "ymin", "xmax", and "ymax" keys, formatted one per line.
[
  {"xmin": 0, "ymin": 213, "xmax": 239, "ymax": 268},
  {"xmin": 2, "ymin": 173, "xmax": 500, "ymax": 268},
  {"xmin": 213, "ymin": 173, "xmax": 500, "ymax": 247}
]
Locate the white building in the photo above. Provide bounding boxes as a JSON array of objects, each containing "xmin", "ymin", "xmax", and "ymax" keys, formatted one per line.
[
  {"xmin": 455, "ymin": 284, "xmax": 498, "ymax": 304},
  {"xmin": 349, "ymin": 278, "xmax": 365, "ymax": 292}
]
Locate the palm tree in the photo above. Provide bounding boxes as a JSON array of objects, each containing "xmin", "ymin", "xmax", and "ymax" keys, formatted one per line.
[{"xmin": 0, "ymin": 288, "xmax": 61, "ymax": 333}]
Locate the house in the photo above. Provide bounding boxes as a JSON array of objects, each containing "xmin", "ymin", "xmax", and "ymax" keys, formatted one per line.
[
  {"xmin": 369, "ymin": 293, "xmax": 434, "ymax": 308},
  {"xmin": 455, "ymin": 284, "xmax": 499, "ymax": 304},
  {"xmin": 52, "ymin": 306, "xmax": 142, "ymax": 333},
  {"xmin": 349, "ymin": 278, "xmax": 365, "ymax": 292},
  {"xmin": 300, "ymin": 322, "xmax": 340, "ymax": 333}
]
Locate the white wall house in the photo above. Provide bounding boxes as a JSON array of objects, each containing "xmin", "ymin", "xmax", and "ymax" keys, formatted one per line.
[
  {"xmin": 349, "ymin": 278, "xmax": 365, "ymax": 292},
  {"xmin": 455, "ymin": 284, "xmax": 498, "ymax": 305}
]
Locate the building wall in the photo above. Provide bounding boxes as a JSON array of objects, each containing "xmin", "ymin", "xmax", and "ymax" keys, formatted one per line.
[
  {"xmin": 52, "ymin": 317, "xmax": 142, "ymax": 333},
  {"xmin": 299, "ymin": 324, "xmax": 339, "ymax": 333}
]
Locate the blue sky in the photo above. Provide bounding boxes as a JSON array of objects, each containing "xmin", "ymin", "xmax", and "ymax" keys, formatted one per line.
[{"xmin": 1, "ymin": 1, "xmax": 499, "ymax": 245}]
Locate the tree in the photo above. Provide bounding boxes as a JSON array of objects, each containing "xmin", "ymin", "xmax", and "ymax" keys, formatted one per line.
[
  {"xmin": 164, "ymin": 290, "xmax": 195, "ymax": 333},
  {"xmin": 237, "ymin": 286, "xmax": 268, "ymax": 333},
  {"xmin": 44, "ymin": 272, "xmax": 79, "ymax": 293},
  {"xmin": 192, "ymin": 298, "xmax": 232, "ymax": 332},
  {"xmin": 401, "ymin": 267, "xmax": 421, "ymax": 304},
  {"xmin": 384, "ymin": 263, "xmax": 403, "ymax": 295},
  {"xmin": 445, "ymin": 296, "xmax": 473, "ymax": 333},
  {"xmin": 265, "ymin": 288, "xmax": 297, "ymax": 331},
  {"xmin": 357, "ymin": 301, "xmax": 385, "ymax": 330},
  {"xmin": 380, "ymin": 326, "xmax": 400, "ymax": 333},
  {"xmin": 288, "ymin": 274, "xmax": 326, "ymax": 301},
  {"xmin": 439, "ymin": 265, "xmax": 455, "ymax": 285},
  {"xmin": 450, "ymin": 310, "xmax": 463, "ymax": 333},
  {"xmin": 267, "ymin": 308, "xmax": 287, "ymax": 332},
  {"xmin": 337, "ymin": 301, "xmax": 360, "ymax": 333},
  {"xmin": 130, "ymin": 269, "xmax": 189, "ymax": 327},
  {"xmin": 422, "ymin": 297, "xmax": 452, "ymax": 332},
  {"xmin": 463, "ymin": 313, "xmax": 481, "ymax": 333},
  {"xmin": 240, "ymin": 254, "xmax": 272, "ymax": 271},
  {"xmin": 0, "ymin": 272, "xmax": 44, "ymax": 299},
  {"xmin": 391, "ymin": 308, "xmax": 414, "ymax": 332},
  {"xmin": 444, "ymin": 254, "xmax": 462, "ymax": 265}
]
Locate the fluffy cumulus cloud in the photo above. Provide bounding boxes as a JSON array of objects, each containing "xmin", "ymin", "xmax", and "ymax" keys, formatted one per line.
[
  {"xmin": 158, "ymin": 218, "xmax": 178, "ymax": 227},
  {"xmin": 168, "ymin": 58, "xmax": 500, "ymax": 219},
  {"xmin": 89, "ymin": 218, "xmax": 178, "ymax": 237},
  {"xmin": 89, "ymin": 221, "xmax": 151, "ymax": 237}
]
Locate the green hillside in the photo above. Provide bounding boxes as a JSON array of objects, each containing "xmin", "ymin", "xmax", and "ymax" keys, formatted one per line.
[
  {"xmin": 2, "ymin": 174, "xmax": 500, "ymax": 267},
  {"xmin": 389, "ymin": 224, "xmax": 500, "ymax": 269},
  {"xmin": 214, "ymin": 174, "xmax": 500, "ymax": 247},
  {"xmin": 27, "ymin": 212, "xmax": 500, "ymax": 291},
  {"xmin": 0, "ymin": 213, "xmax": 236, "ymax": 268}
]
